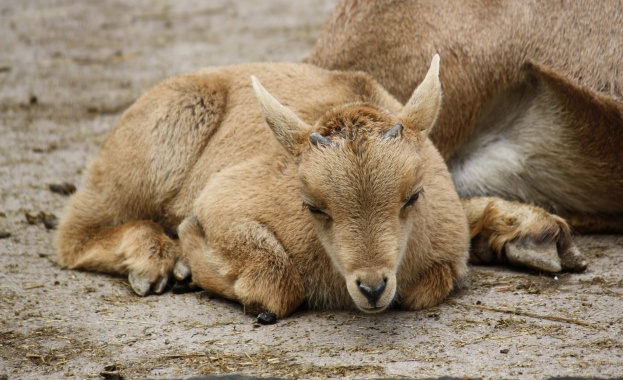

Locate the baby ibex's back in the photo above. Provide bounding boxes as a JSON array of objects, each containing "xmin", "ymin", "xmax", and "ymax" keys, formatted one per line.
[{"xmin": 56, "ymin": 59, "xmax": 469, "ymax": 318}]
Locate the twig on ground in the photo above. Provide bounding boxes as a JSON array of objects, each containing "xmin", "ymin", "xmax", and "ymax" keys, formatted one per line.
[
  {"xmin": 489, "ymin": 332, "xmax": 531, "ymax": 340},
  {"xmin": 26, "ymin": 353, "xmax": 45, "ymax": 363},
  {"xmin": 24, "ymin": 284, "xmax": 44, "ymax": 290},
  {"xmin": 104, "ymin": 318, "xmax": 157, "ymax": 325},
  {"xmin": 45, "ymin": 319, "xmax": 66, "ymax": 323},
  {"xmin": 161, "ymin": 352, "xmax": 208, "ymax": 359},
  {"xmin": 448, "ymin": 300, "xmax": 606, "ymax": 330}
]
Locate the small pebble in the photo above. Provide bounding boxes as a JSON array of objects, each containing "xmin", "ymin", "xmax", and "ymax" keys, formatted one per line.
[
  {"xmin": 500, "ymin": 348, "xmax": 510, "ymax": 354},
  {"xmin": 49, "ymin": 183, "xmax": 77, "ymax": 196},
  {"xmin": 43, "ymin": 214, "xmax": 58, "ymax": 230},
  {"xmin": 24, "ymin": 212, "xmax": 39, "ymax": 225},
  {"xmin": 0, "ymin": 231, "xmax": 10, "ymax": 239},
  {"xmin": 257, "ymin": 312, "xmax": 277, "ymax": 325},
  {"xmin": 23, "ymin": 211, "xmax": 58, "ymax": 229}
]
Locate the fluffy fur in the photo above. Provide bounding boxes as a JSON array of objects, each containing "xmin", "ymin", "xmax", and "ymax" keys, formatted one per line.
[
  {"xmin": 306, "ymin": 0, "xmax": 623, "ymax": 270},
  {"xmin": 56, "ymin": 61, "xmax": 469, "ymax": 317}
]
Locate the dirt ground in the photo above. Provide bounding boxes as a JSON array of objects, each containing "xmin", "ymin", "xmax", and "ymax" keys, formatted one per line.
[{"xmin": 1, "ymin": 1, "xmax": 622, "ymax": 379}]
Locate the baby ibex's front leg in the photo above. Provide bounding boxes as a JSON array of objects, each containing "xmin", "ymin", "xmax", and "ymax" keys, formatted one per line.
[
  {"xmin": 177, "ymin": 216, "xmax": 305, "ymax": 318},
  {"xmin": 463, "ymin": 197, "xmax": 587, "ymax": 273},
  {"xmin": 400, "ymin": 262, "xmax": 457, "ymax": 311},
  {"xmin": 56, "ymin": 218, "xmax": 178, "ymax": 296}
]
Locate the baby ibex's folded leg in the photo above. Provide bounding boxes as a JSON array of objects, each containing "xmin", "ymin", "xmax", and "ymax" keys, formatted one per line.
[
  {"xmin": 463, "ymin": 197, "xmax": 587, "ymax": 273},
  {"xmin": 400, "ymin": 261, "xmax": 457, "ymax": 311},
  {"xmin": 57, "ymin": 217, "xmax": 178, "ymax": 296},
  {"xmin": 178, "ymin": 216, "xmax": 305, "ymax": 318}
]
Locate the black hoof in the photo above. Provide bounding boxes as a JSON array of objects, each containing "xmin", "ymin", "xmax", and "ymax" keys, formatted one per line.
[{"xmin": 257, "ymin": 312, "xmax": 277, "ymax": 325}]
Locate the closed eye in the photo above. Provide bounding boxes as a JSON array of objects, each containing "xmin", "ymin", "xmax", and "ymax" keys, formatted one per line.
[
  {"xmin": 402, "ymin": 190, "xmax": 421, "ymax": 210},
  {"xmin": 304, "ymin": 203, "xmax": 331, "ymax": 220}
]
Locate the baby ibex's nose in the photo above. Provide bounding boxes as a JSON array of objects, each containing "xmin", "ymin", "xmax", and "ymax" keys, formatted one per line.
[{"xmin": 357, "ymin": 278, "xmax": 387, "ymax": 305}]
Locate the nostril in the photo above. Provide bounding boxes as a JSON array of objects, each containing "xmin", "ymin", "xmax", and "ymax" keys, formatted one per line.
[
  {"xmin": 357, "ymin": 280, "xmax": 387, "ymax": 305},
  {"xmin": 374, "ymin": 280, "xmax": 387, "ymax": 297}
]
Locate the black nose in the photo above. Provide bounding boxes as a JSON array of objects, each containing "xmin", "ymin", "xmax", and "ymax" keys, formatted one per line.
[{"xmin": 357, "ymin": 279, "xmax": 387, "ymax": 305}]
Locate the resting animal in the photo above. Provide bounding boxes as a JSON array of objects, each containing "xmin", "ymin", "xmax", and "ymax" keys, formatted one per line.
[
  {"xmin": 56, "ymin": 58, "xmax": 471, "ymax": 317},
  {"xmin": 306, "ymin": 0, "xmax": 623, "ymax": 272}
]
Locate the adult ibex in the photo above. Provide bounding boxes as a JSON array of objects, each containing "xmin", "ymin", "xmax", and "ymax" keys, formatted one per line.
[
  {"xmin": 56, "ymin": 59, "xmax": 471, "ymax": 318},
  {"xmin": 306, "ymin": 0, "xmax": 623, "ymax": 272}
]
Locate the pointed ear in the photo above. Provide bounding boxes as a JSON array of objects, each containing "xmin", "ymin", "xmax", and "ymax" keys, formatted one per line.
[
  {"xmin": 399, "ymin": 54, "xmax": 442, "ymax": 141},
  {"xmin": 251, "ymin": 76, "xmax": 310, "ymax": 155}
]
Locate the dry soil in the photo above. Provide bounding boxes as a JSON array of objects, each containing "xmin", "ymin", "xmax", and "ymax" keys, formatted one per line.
[{"xmin": 1, "ymin": 1, "xmax": 622, "ymax": 379}]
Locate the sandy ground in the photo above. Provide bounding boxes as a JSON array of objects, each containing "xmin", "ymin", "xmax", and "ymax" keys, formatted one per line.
[{"xmin": 1, "ymin": 1, "xmax": 622, "ymax": 379}]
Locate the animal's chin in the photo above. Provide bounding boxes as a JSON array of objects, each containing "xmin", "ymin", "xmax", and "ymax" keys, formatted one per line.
[{"xmin": 357, "ymin": 304, "xmax": 389, "ymax": 314}]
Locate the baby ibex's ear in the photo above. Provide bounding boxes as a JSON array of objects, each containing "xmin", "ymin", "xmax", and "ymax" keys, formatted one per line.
[
  {"xmin": 251, "ymin": 76, "xmax": 311, "ymax": 156},
  {"xmin": 399, "ymin": 54, "xmax": 442, "ymax": 142}
]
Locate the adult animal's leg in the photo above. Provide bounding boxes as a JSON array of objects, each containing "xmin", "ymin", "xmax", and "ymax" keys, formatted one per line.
[{"xmin": 462, "ymin": 197, "xmax": 587, "ymax": 273}]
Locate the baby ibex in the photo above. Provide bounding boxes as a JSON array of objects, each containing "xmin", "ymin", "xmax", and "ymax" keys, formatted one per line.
[
  {"xmin": 307, "ymin": 0, "xmax": 623, "ymax": 272},
  {"xmin": 56, "ymin": 58, "xmax": 470, "ymax": 317}
]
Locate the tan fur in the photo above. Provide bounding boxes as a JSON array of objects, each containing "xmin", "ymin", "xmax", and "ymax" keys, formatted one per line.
[
  {"xmin": 306, "ymin": 0, "xmax": 623, "ymax": 270},
  {"xmin": 56, "ymin": 61, "xmax": 469, "ymax": 317},
  {"xmin": 306, "ymin": 0, "xmax": 623, "ymax": 271}
]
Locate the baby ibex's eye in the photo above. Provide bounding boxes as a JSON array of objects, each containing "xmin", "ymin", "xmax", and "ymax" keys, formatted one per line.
[
  {"xmin": 403, "ymin": 190, "xmax": 421, "ymax": 210},
  {"xmin": 305, "ymin": 204, "xmax": 331, "ymax": 219}
]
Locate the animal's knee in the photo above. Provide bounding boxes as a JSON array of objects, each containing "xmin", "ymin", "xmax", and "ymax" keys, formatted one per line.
[
  {"xmin": 54, "ymin": 213, "xmax": 97, "ymax": 268},
  {"xmin": 54, "ymin": 186, "xmax": 118, "ymax": 267},
  {"xmin": 401, "ymin": 262, "xmax": 456, "ymax": 311},
  {"xmin": 234, "ymin": 262, "xmax": 305, "ymax": 318}
]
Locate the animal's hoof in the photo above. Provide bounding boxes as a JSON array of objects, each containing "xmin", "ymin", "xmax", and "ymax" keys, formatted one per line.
[
  {"xmin": 173, "ymin": 260, "xmax": 191, "ymax": 281},
  {"xmin": 558, "ymin": 242, "xmax": 588, "ymax": 272},
  {"xmin": 257, "ymin": 312, "xmax": 277, "ymax": 325},
  {"xmin": 128, "ymin": 270, "xmax": 171, "ymax": 296},
  {"xmin": 152, "ymin": 274, "xmax": 169, "ymax": 294},
  {"xmin": 505, "ymin": 239, "xmax": 561, "ymax": 273},
  {"xmin": 128, "ymin": 271, "xmax": 151, "ymax": 296}
]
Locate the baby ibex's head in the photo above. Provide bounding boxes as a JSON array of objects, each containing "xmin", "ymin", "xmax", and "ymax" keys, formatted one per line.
[{"xmin": 252, "ymin": 55, "xmax": 442, "ymax": 313}]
